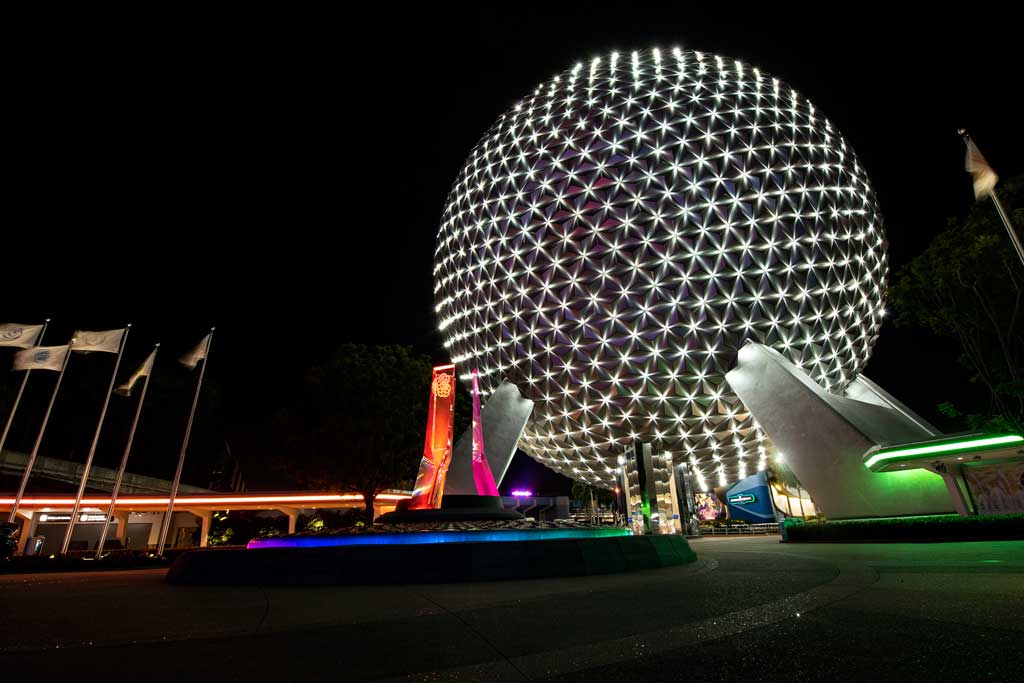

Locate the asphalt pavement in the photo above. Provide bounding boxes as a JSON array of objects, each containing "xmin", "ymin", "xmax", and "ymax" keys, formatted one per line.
[{"xmin": 1, "ymin": 536, "xmax": 1021, "ymax": 681}]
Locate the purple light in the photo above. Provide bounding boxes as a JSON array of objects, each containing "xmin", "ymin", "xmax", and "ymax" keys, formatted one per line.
[
  {"xmin": 510, "ymin": 489, "xmax": 533, "ymax": 497},
  {"xmin": 248, "ymin": 527, "xmax": 628, "ymax": 549}
]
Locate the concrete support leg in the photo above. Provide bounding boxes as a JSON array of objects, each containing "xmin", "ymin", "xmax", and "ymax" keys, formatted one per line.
[
  {"xmin": 633, "ymin": 442, "xmax": 659, "ymax": 534},
  {"xmin": 278, "ymin": 507, "xmax": 299, "ymax": 534},
  {"xmin": 666, "ymin": 465, "xmax": 681, "ymax": 534},
  {"xmin": 147, "ymin": 513, "xmax": 164, "ymax": 550},
  {"xmin": 114, "ymin": 511, "xmax": 131, "ymax": 548},
  {"xmin": 676, "ymin": 464, "xmax": 699, "ymax": 535},
  {"xmin": 15, "ymin": 511, "xmax": 35, "ymax": 555},
  {"xmin": 619, "ymin": 466, "xmax": 630, "ymax": 527},
  {"xmin": 933, "ymin": 465, "xmax": 974, "ymax": 516},
  {"xmin": 195, "ymin": 511, "xmax": 213, "ymax": 548}
]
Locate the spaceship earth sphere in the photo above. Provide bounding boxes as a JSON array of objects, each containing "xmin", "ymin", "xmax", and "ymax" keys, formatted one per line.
[{"xmin": 434, "ymin": 47, "xmax": 888, "ymax": 490}]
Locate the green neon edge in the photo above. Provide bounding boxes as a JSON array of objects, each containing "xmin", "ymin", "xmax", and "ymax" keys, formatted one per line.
[{"xmin": 864, "ymin": 434, "xmax": 1024, "ymax": 470}]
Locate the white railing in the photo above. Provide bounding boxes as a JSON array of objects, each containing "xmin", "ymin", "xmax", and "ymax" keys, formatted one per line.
[{"xmin": 698, "ymin": 522, "xmax": 780, "ymax": 536}]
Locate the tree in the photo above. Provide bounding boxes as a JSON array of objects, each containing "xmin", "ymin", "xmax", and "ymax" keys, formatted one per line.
[
  {"xmin": 571, "ymin": 480, "xmax": 614, "ymax": 523},
  {"xmin": 889, "ymin": 175, "xmax": 1024, "ymax": 432},
  {"xmin": 274, "ymin": 344, "xmax": 435, "ymax": 520}
]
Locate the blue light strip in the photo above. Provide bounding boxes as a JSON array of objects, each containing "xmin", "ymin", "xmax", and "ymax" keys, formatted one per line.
[{"xmin": 248, "ymin": 527, "xmax": 629, "ymax": 549}]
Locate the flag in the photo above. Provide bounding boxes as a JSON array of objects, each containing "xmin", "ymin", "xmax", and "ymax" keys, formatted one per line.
[
  {"xmin": 0, "ymin": 323, "xmax": 44, "ymax": 348},
  {"xmin": 73, "ymin": 328, "xmax": 126, "ymax": 354},
  {"xmin": 180, "ymin": 333, "xmax": 211, "ymax": 369},
  {"xmin": 14, "ymin": 345, "xmax": 70, "ymax": 372},
  {"xmin": 965, "ymin": 138, "xmax": 998, "ymax": 200},
  {"xmin": 115, "ymin": 349, "xmax": 156, "ymax": 396}
]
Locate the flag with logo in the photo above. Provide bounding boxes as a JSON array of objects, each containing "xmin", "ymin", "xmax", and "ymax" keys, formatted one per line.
[
  {"xmin": 180, "ymin": 333, "xmax": 211, "ymax": 369},
  {"xmin": 14, "ymin": 345, "xmax": 70, "ymax": 372},
  {"xmin": 115, "ymin": 349, "xmax": 157, "ymax": 396},
  {"xmin": 73, "ymin": 328, "xmax": 126, "ymax": 354},
  {"xmin": 965, "ymin": 138, "xmax": 998, "ymax": 200},
  {"xmin": 0, "ymin": 323, "xmax": 44, "ymax": 348}
]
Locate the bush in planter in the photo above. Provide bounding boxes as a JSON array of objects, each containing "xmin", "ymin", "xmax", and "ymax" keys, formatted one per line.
[{"xmin": 785, "ymin": 513, "xmax": 1024, "ymax": 542}]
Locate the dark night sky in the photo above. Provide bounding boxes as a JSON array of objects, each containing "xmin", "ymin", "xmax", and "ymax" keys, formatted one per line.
[{"xmin": 3, "ymin": 7, "xmax": 1021, "ymax": 494}]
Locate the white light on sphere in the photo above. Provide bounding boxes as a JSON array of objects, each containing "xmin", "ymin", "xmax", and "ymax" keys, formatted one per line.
[{"xmin": 434, "ymin": 47, "xmax": 887, "ymax": 489}]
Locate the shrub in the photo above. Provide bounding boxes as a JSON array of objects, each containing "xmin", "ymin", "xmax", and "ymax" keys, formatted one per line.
[{"xmin": 784, "ymin": 514, "xmax": 1024, "ymax": 542}]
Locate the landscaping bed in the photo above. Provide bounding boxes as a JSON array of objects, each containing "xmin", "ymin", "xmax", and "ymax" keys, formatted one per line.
[
  {"xmin": 782, "ymin": 513, "xmax": 1024, "ymax": 542},
  {"xmin": 0, "ymin": 547, "xmax": 240, "ymax": 574}
]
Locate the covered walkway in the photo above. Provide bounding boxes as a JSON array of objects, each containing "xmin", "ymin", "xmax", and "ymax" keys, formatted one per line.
[{"xmin": 1, "ymin": 490, "xmax": 410, "ymax": 554}]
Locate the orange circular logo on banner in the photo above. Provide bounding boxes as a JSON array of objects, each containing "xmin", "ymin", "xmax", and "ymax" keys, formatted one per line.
[{"xmin": 432, "ymin": 373, "xmax": 453, "ymax": 398}]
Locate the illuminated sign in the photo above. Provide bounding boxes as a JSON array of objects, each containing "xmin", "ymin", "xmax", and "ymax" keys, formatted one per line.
[
  {"xmin": 728, "ymin": 493, "xmax": 757, "ymax": 505},
  {"xmin": 38, "ymin": 513, "xmax": 110, "ymax": 523}
]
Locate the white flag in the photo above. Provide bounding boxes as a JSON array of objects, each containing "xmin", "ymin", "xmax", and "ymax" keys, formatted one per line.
[
  {"xmin": 180, "ymin": 333, "xmax": 211, "ymax": 369},
  {"xmin": 0, "ymin": 323, "xmax": 44, "ymax": 348},
  {"xmin": 73, "ymin": 328, "xmax": 126, "ymax": 354},
  {"xmin": 965, "ymin": 138, "xmax": 998, "ymax": 200},
  {"xmin": 14, "ymin": 345, "xmax": 70, "ymax": 372},
  {"xmin": 115, "ymin": 349, "xmax": 156, "ymax": 396}
]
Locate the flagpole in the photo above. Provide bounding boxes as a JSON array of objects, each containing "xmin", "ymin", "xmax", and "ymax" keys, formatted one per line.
[
  {"xmin": 156, "ymin": 328, "xmax": 214, "ymax": 557},
  {"xmin": 7, "ymin": 339, "xmax": 74, "ymax": 522},
  {"xmin": 96, "ymin": 343, "xmax": 159, "ymax": 559},
  {"xmin": 959, "ymin": 129, "xmax": 1024, "ymax": 269},
  {"xmin": 0, "ymin": 319, "xmax": 49, "ymax": 461},
  {"xmin": 989, "ymin": 191, "xmax": 1024, "ymax": 268},
  {"xmin": 60, "ymin": 325, "xmax": 131, "ymax": 555}
]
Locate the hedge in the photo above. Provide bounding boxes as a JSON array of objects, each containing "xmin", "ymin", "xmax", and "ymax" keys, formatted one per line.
[
  {"xmin": 0, "ymin": 547, "xmax": 224, "ymax": 574},
  {"xmin": 782, "ymin": 514, "xmax": 1024, "ymax": 542}
]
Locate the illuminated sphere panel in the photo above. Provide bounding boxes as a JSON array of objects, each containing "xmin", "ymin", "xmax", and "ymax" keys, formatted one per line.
[{"xmin": 434, "ymin": 47, "xmax": 887, "ymax": 488}]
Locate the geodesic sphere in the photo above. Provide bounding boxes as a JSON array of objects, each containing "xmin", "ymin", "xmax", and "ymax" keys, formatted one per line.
[{"xmin": 434, "ymin": 47, "xmax": 887, "ymax": 489}]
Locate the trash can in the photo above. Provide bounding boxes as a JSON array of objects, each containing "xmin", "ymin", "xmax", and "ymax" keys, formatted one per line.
[{"xmin": 25, "ymin": 535, "xmax": 45, "ymax": 556}]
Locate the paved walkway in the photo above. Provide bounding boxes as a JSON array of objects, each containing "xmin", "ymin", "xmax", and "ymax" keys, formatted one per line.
[{"xmin": 1, "ymin": 537, "xmax": 1021, "ymax": 680}]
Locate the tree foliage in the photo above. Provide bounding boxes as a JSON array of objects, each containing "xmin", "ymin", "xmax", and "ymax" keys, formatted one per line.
[
  {"xmin": 889, "ymin": 175, "xmax": 1024, "ymax": 431},
  {"xmin": 571, "ymin": 480, "xmax": 613, "ymax": 503},
  {"xmin": 274, "ymin": 344, "xmax": 435, "ymax": 519}
]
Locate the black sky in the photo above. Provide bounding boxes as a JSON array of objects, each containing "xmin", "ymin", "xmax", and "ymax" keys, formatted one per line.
[{"xmin": 3, "ymin": 7, "xmax": 1021, "ymax": 493}]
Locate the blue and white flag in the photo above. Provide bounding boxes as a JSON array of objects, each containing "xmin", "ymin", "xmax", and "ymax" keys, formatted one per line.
[
  {"xmin": 14, "ymin": 345, "xmax": 70, "ymax": 372},
  {"xmin": 0, "ymin": 323, "xmax": 44, "ymax": 348},
  {"xmin": 73, "ymin": 328, "xmax": 126, "ymax": 354}
]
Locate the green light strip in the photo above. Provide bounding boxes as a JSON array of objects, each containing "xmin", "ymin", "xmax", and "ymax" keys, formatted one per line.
[{"xmin": 864, "ymin": 434, "xmax": 1023, "ymax": 470}]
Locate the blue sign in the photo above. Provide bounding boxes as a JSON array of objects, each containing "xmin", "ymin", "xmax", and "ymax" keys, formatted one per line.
[{"xmin": 723, "ymin": 471, "xmax": 775, "ymax": 521}]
